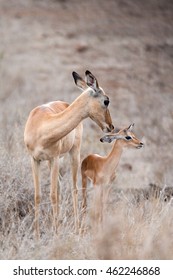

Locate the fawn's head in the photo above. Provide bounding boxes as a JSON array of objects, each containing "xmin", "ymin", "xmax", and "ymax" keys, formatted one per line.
[
  {"xmin": 100, "ymin": 123, "xmax": 144, "ymax": 149},
  {"xmin": 72, "ymin": 70, "xmax": 114, "ymax": 133}
]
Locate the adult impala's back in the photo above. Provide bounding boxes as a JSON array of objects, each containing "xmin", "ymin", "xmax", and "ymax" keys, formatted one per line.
[{"xmin": 24, "ymin": 70, "xmax": 114, "ymax": 238}]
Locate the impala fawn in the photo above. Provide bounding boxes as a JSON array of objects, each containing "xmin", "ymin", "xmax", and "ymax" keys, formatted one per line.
[{"xmin": 81, "ymin": 124, "xmax": 144, "ymax": 225}]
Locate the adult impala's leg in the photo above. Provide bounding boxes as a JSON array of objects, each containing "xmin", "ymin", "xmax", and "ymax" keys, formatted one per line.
[
  {"xmin": 69, "ymin": 124, "xmax": 82, "ymax": 232},
  {"xmin": 69, "ymin": 146, "xmax": 80, "ymax": 232},
  {"xmin": 31, "ymin": 157, "xmax": 41, "ymax": 239},
  {"xmin": 50, "ymin": 157, "xmax": 59, "ymax": 233}
]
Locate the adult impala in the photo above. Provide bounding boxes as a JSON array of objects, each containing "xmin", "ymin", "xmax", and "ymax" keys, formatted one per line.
[
  {"xmin": 24, "ymin": 70, "xmax": 114, "ymax": 238},
  {"xmin": 81, "ymin": 124, "xmax": 143, "ymax": 224}
]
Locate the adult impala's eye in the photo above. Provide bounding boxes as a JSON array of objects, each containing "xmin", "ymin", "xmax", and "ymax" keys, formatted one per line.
[
  {"xmin": 104, "ymin": 99, "xmax": 109, "ymax": 106},
  {"xmin": 125, "ymin": 136, "xmax": 132, "ymax": 140}
]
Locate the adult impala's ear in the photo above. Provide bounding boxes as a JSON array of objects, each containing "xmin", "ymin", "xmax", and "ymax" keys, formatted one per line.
[
  {"xmin": 72, "ymin": 71, "xmax": 88, "ymax": 90},
  {"xmin": 85, "ymin": 70, "xmax": 99, "ymax": 93},
  {"xmin": 100, "ymin": 134, "xmax": 124, "ymax": 143}
]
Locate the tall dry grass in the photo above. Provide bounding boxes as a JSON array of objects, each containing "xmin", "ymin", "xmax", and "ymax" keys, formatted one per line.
[{"xmin": 1, "ymin": 129, "xmax": 173, "ymax": 260}]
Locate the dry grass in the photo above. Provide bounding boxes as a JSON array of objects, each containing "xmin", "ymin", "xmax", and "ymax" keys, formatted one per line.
[
  {"xmin": 0, "ymin": 0, "xmax": 173, "ymax": 259},
  {"xmin": 1, "ymin": 159, "xmax": 173, "ymax": 260}
]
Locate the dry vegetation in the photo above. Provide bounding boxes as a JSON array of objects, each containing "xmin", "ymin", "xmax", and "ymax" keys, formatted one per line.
[{"xmin": 0, "ymin": 0, "xmax": 173, "ymax": 259}]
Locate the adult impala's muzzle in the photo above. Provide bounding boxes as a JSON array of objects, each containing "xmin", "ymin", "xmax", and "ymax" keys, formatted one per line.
[{"xmin": 103, "ymin": 123, "xmax": 114, "ymax": 133}]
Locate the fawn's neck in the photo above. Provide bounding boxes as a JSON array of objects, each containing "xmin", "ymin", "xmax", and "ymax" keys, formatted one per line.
[{"xmin": 105, "ymin": 141, "xmax": 123, "ymax": 171}]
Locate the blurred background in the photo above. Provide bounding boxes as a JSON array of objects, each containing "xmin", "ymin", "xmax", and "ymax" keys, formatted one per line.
[
  {"xmin": 1, "ymin": 0, "xmax": 173, "ymax": 186},
  {"xmin": 0, "ymin": 0, "xmax": 173, "ymax": 259}
]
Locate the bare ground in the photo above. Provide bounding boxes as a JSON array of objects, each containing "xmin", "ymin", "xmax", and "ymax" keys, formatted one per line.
[{"xmin": 0, "ymin": 0, "xmax": 173, "ymax": 259}]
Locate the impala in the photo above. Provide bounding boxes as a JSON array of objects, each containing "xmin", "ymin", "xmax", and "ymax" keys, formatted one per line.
[
  {"xmin": 24, "ymin": 70, "xmax": 114, "ymax": 237},
  {"xmin": 81, "ymin": 124, "xmax": 144, "ymax": 223}
]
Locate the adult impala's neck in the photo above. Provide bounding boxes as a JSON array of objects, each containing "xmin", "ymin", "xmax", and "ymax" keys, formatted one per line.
[
  {"xmin": 105, "ymin": 141, "xmax": 123, "ymax": 170},
  {"xmin": 43, "ymin": 91, "xmax": 89, "ymax": 142}
]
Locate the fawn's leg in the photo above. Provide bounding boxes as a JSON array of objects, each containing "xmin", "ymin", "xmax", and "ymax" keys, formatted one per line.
[
  {"xmin": 102, "ymin": 185, "xmax": 112, "ymax": 224},
  {"xmin": 79, "ymin": 171, "xmax": 88, "ymax": 234},
  {"xmin": 92, "ymin": 184, "xmax": 103, "ymax": 230}
]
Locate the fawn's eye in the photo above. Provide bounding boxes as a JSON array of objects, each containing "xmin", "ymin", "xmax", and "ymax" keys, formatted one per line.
[
  {"xmin": 104, "ymin": 99, "xmax": 109, "ymax": 107},
  {"xmin": 125, "ymin": 136, "xmax": 132, "ymax": 140}
]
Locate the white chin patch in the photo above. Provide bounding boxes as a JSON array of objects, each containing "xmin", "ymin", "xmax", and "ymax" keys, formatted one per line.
[{"xmin": 103, "ymin": 127, "xmax": 109, "ymax": 133}]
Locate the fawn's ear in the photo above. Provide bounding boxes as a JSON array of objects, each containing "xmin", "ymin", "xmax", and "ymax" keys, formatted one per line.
[
  {"xmin": 125, "ymin": 123, "xmax": 135, "ymax": 132},
  {"xmin": 72, "ymin": 71, "xmax": 88, "ymax": 90},
  {"xmin": 85, "ymin": 70, "xmax": 99, "ymax": 93},
  {"xmin": 100, "ymin": 134, "xmax": 124, "ymax": 143}
]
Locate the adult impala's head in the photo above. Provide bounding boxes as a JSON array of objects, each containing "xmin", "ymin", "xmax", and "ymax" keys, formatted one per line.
[
  {"xmin": 72, "ymin": 70, "xmax": 114, "ymax": 133},
  {"xmin": 100, "ymin": 123, "xmax": 144, "ymax": 149}
]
